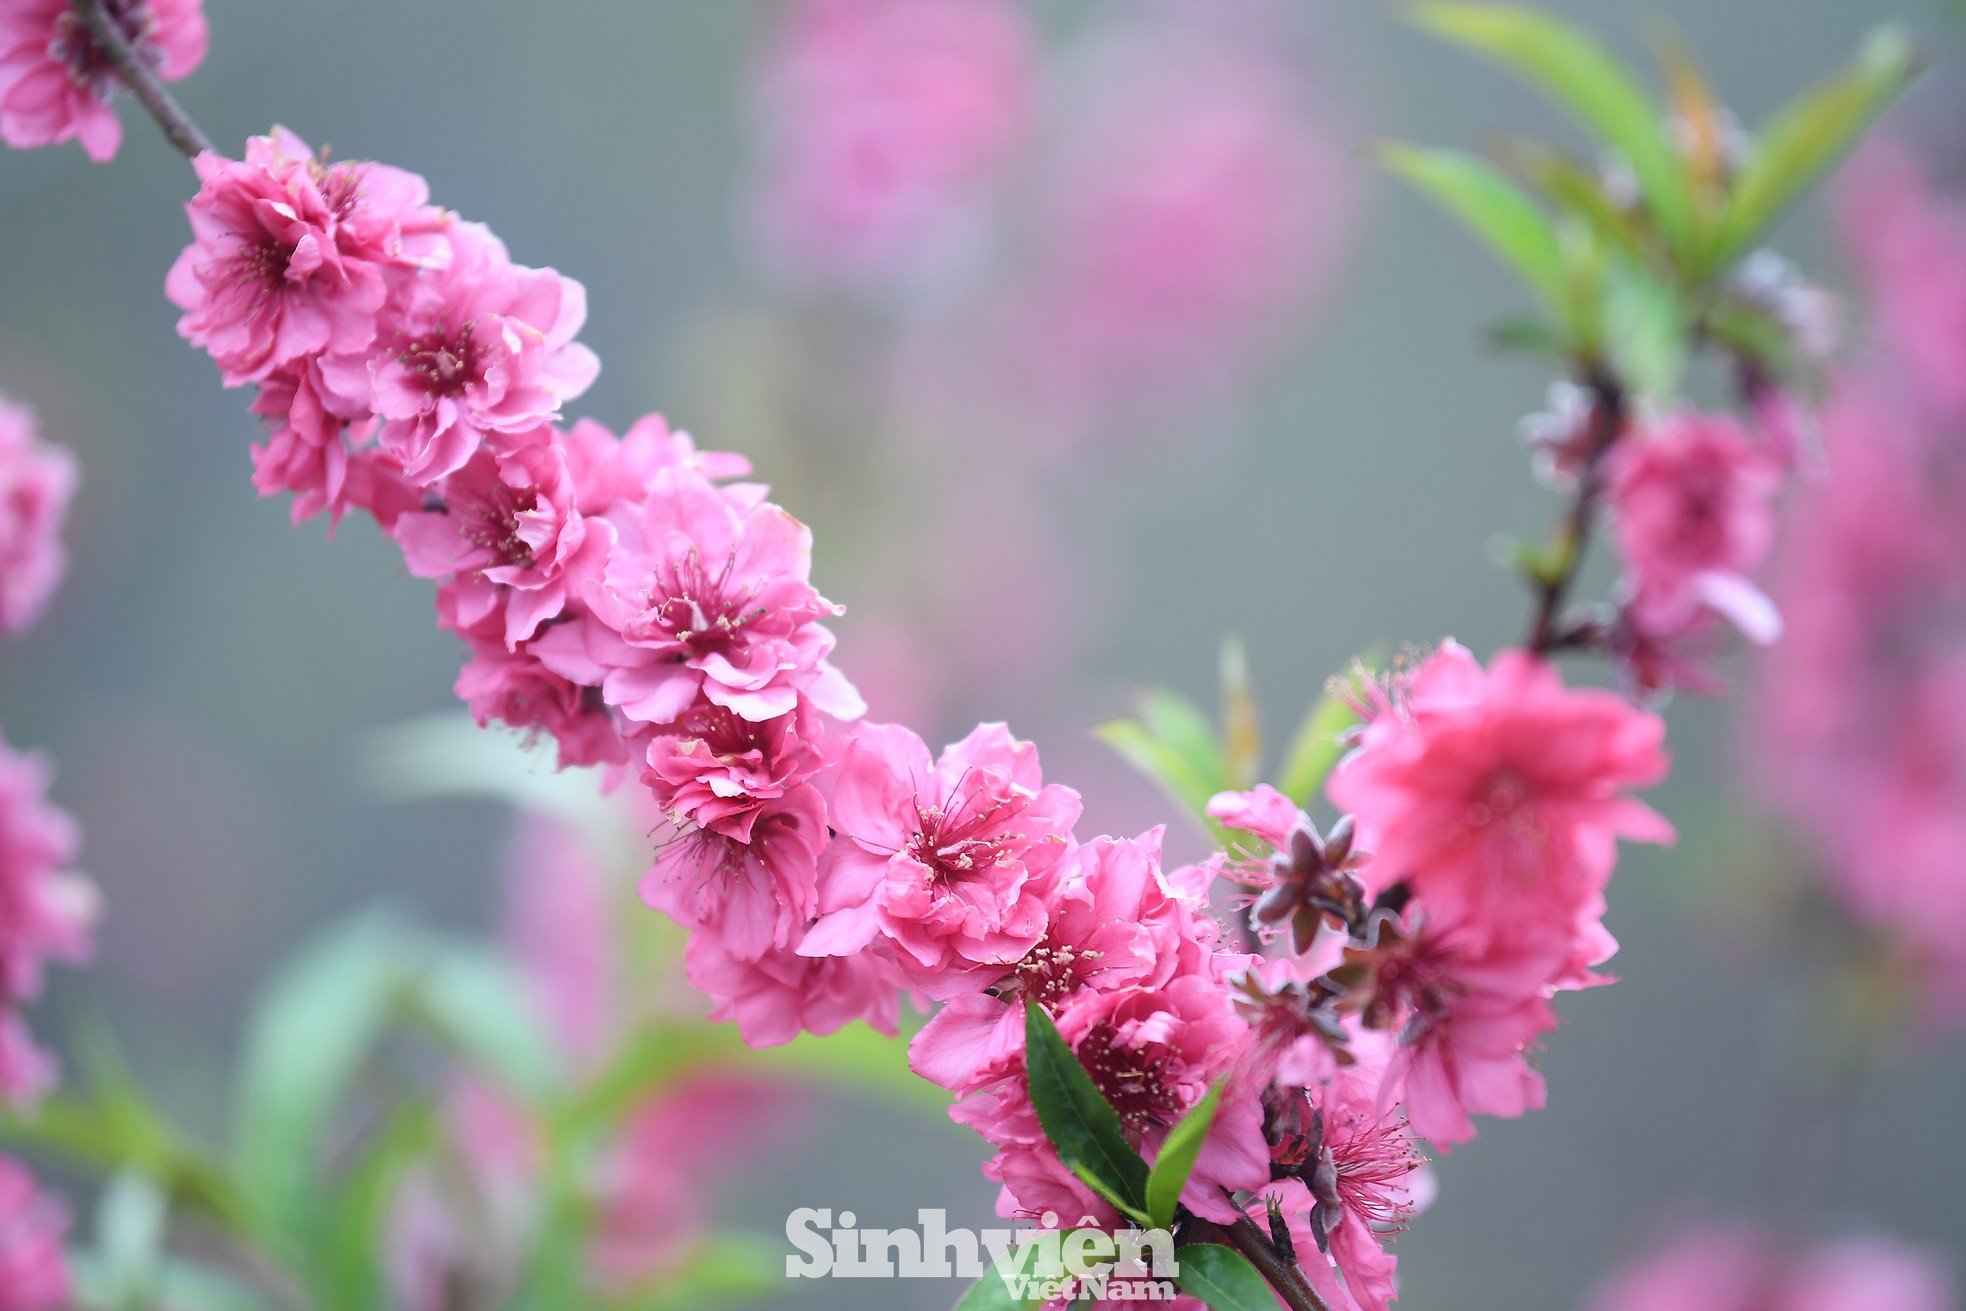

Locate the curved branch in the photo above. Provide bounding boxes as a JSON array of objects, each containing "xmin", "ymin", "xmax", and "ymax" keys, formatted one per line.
[{"xmin": 70, "ymin": 0, "xmax": 214, "ymax": 159}]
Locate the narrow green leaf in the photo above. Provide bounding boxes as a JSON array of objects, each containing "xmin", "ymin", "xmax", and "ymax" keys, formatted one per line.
[
  {"xmin": 1412, "ymin": 2, "xmax": 1695, "ymax": 255},
  {"xmin": 1140, "ymin": 691, "xmax": 1229, "ymax": 792},
  {"xmin": 1094, "ymin": 718, "xmax": 1224, "ymax": 838},
  {"xmin": 1716, "ymin": 24, "xmax": 1916, "ymax": 264},
  {"xmin": 1485, "ymin": 314, "xmax": 1567, "ymax": 358},
  {"xmin": 1602, "ymin": 258, "xmax": 1689, "ymax": 400},
  {"xmin": 1511, "ymin": 144, "xmax": 1654, "ymax": 260},
  {"xmin": 634, "ymin": 1235, "xmax": 791, "ymax": 1310},
  {"xmin": 1145, "ymin": 1082, "xmax": 1223, "ymax": 1230},
  {"xmin": 1276, "ymin": 691, "xmax": 1362, "ymax": 808},
  {"xmin": 1219, "ymin": 639, "xmax": 1262, "ymax": 791},
  {"xmin": 95, "ymin": 1170, "xmax": 168, "ymax": 1304},
  {"xmin": 1381, "ymin": 144, "xmax": 1565, "ymax": 305},
  {"xmin": 230, "ymin": 913, "xmax": 409, "ymax": 1246},
  {"xmin": 1023, "ymin": 1004, "xmax": 1151, "ymax": 1222},
  {"xmin": 408, "ymin": 941, "xmax": 559, "ymax": 1099},
  {"xmin": 1173, "ymin": 1243, "xmax": 1280, "ymax": 1311},
  {"xmin": 954, "ymin": 1257, "xmax": 1047, "ymax": 1311}
]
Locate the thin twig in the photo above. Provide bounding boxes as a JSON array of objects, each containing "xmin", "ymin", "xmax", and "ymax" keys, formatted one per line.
[
  {"xmin": 1526, "ymin": 368, "xmax": 1628, "ymax": 655},
  {"xmin": 1204, "ymin": 1202, "xmax": 1333, "ymax": 1311},
  {"xmin": 69, "ymin": 0, "xmax": 214, "ymax": 159}
]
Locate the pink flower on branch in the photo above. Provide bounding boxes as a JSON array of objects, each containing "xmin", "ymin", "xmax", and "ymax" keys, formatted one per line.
[
  {"xmin": 317, "ymin": 221, "xmax": 598, "ymax": 485},
  {"xmin": 167, "ymin": 127, "xmax": 446, "ymax": 386},
  {"xmin": 1606, "ymin": 410, "xmax": 1784, "ymax": 647},
  {"xmin": 0, "ymin": 0, "xmax": 205, "ymax": 162},
  {"xmin": 533, "ymin": 466, "xmax": 858, "ymax": 728},
  {"xmin": 1328, "ymin": 642, "xmax": 1673, "ymax": 958},
  {"xmin": 800, "ymin": 721, "xmax": 1079, "ymax": 993}
]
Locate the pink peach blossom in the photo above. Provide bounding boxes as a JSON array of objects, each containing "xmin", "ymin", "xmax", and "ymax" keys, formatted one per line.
[
  {"xmin": 800, "ymin": 721, "xmax": 1080, "ymax": 992},
  {"xmin": 167, "ymin": 127, "xmax": 446, "ymax": 386},
  {"xmin": 0, "ymin": 1156, "xmax": 68, "ymax": 1311},
  {"xmin": 318, "ymin": 221, "xmax": 598, "ymax": 484},
  {"xmin": 395, "ymin": 441, "xmax": 606, "ymax": 647},
  {"xmin": 532, "ymin": 466, "xmax": 858, "ymax": 727},
  {"xmin": 1327, "ymin": 642, "xmax": 1672, "ymax": 956},
  {"xmin": 0, "ymin": 732, "xmax": 93, "ymax": 1104},
  {"xmin": 642, "ymin": 785, "xmax": 827, "ymax": 962},
  {"xmin": 0, "ymin": 0, "xmax": 205, "ymax": 162},
  {"xmin": 1607, "ymin": 411, "xmax": 1783, "ymax": 644},
  {"xmin": 682, "ymin": 932, "xmax": 903, "ymax": 1049},
  {"xmin": 952, "ymin": 974, "xmax": 1267, "ymax": 1225},
  {"xmin": 453, "ymin": 636, "xmax": 628, "ymax": 771},
  {"xmin": 0, "ymin": 397, "xmax": 76, "ymax": 636},
  {"xmin": 641, "ymin": 700, "xmax": 828, "ymax": 841},
  {"xmin": 908, "ymin": 829, "xmax": 1222, "ymax": 1093}
]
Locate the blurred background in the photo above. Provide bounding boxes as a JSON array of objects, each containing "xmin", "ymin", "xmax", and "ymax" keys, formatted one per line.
[{"xmin": 3, "ymin": 1, "xmax": 1964, "ymax": 1307}]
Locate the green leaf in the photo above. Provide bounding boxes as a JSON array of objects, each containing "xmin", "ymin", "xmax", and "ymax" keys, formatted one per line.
[
  {"xmin": 68, "ymin": 1253, "xmax": 273, "ymax": 1311},
  {"xmin": 1276, "ymin": 691, "xmax": 1361, "ymax": 807},
  {"xmin": 1023, "ymin": 1004, "xmax": 1150, "ymax": 1223},
  {"xmin": 1485, "ymin": 314, "xmax": 1567, "ymax": 358},
  {"xmin": 1218, "ymin": 638, "xmax": 1262, "ymax": 792},
  {"xmin": 1381, "ymin": 144, "xmax": 1565, "ymax": 306},
  {"xmin": 94, "ymin": 1170, "xmax": 168, "ymax": 1306},
  {"xmin": 1095, "ymin": 699, "xmax": 1230, "ymax": 840},
  {"xmin": 1602, "ymin": 257, "xmax": 1689, "ymax": 400},
  {"xmin": 1715, "ymin": 24, "xmax": 1916, "ymax": 265},
  {"xmin": 1413, "ymin": 2, "xmax": 1695, "ymax": 256},
  {"xmin": 1511, "ymin": 144, "xmax": 1653, "ymax": 260},
  {"xmin": 631, "ymin": 1235, "xmax": 790, "ymax": 1310},
  {"xmin": 230, "ymin": 912, "xmax": 410, "ymax": 1247},
  {"xmin": 407, "ymin": 941, "xmax": 559, "ymax": 1100},
  {"xmin": 1173, "ymin": 1244, "xmax": 1279, "ymax": 1311},
  {"xmin": 954, "ymin": 1261, "xmax": 1046, "ymax": 1311},
  {"xmin": 1145, "ymin": 1082, "xmax": 1223, "ymax": 1230}
]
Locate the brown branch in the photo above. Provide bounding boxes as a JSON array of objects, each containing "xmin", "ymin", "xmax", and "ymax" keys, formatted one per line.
[
  {"xmin": 1525, "ymin": 368, "xmax": 1628, "ymax": 655},
  {"xmin": 70, "ymin": 0, "xmax": 214, "ymax": 159},
  {"xmin": 1203, "ymin": 1203, "xmax": 1334, "ymax": 1311}
]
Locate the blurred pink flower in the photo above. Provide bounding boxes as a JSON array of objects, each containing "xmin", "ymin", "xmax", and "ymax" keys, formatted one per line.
[
  {"xmin": 1006, "ymin": 8, "xmax": 1355, "ymax": 428},
  {"xmin": 747, "ymin": 0, "xmax": 1033, "ymax": 283},
  {"xmin": 1585, "ymin": 1225, "xmax": 1958, "ymax": 1311},
  {"xmin": 0, "ymin": 0, "xmax": 206, "ymax": 162},
  {"xmin": 0, "ymin": 732, "xmax": 94, "ymax": 1105},
  {"xmin": 0, "ymin": 1156, "xmax": 68, "ymax": 1311},
  {"xmin": 501, "ymin": 813, "xmax": 620, "ymax": 1072},
  {"xmin": 1607, "ymin": 411, "xmax": 1783, "ymax": 645},
  {"xmin": 1752, "ymin": 376, "xmax": 1966, "ymax": 1028},
  {"xmin": 590, "ymin": 1074, "xmax": 793, "ymax": 1287},
  {"xmin": 1838, "ymin": 138, "xmax": 1966, "ymax": 421},
  {"xmin": 0, "ymin": 397, "xmax": 75, "ymax": 636}
]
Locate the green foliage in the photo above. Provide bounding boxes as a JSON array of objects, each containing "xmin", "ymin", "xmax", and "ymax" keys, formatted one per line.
[
  {"xmin": 1099, "ymin": 640, "xmax": 1365, "ymax": 844},
  {"xmin": 1144, "ymin": 1082, "xmax": 1223, "ymax": 1230},
  {"xmin": 230, "ymin": 912, "xmax": 414, "ymax": 1252},
  {"xmin": 1380, "ymin": 145, "xmax": 1566, "ymax": 307},
  {"xmin": 1390, "ymin": 4, "xmax": 1917, "ymax": 382},
  {"xmin": 1411, "ymin": 2, "xmax": 1694, "ymax": 253},
  {"xmin": 954, "ymin": 1260, "xmax": 1048, "ymax": 1311},
  {"xmin": 1023, "ymin": 1003, "xmax": 1151, "ymax": 1224},
  {"xmin": 1275, "ymin": 689, "xmax": 1361, "ymax": 809},
  {"xmin": 1713, "ymin": 25, "xmax": 1916, "ymax": 266},
  {"xmin": 1172, "ymin": 1243, "xmax": 1280, "ymax": 1311}
]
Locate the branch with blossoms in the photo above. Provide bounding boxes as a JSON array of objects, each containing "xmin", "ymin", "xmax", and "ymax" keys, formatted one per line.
[{"xmin": 0, "ymin": 2, "xmax": 1921, "ymax": 1311}]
